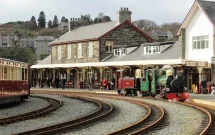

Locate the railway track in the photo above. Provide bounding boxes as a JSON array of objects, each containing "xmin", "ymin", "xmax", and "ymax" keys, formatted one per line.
[
  {"xmin": 62, "ymin": 93, "xmax": 165, "ymax": 135},
  {"xmin": 14, "ymin": 95, "xmax": 113, "ymax": 135},
  {"xmin": 32, "ymin": 91, "xmax": 215, "ymax": 134},
  {"xmin": 0, "ymin": 96, "xmax": 62, "ymax": 125},
  {"xmin": 135, "ymin": 96, "xmax": 214, "ymax": 135},
  {"xmin": 108, "ymin": 100, "xmax": 164, "ymax": 135},
  {"xmin": 183, "ymin": 101, "xmax": 215, "ymax": 135},
  {"xmin": 68, "ymin": 93, "xmax": 214, "ymax": 135}
]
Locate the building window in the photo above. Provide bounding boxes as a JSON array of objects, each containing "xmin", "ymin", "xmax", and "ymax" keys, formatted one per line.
[
  {"xmin": 88, "ymin": 42, "xmax": 93, "ymax": 58},
  {"xmin": 67, "ymin": 44, "xmax": 72, "ymax": 59},
  {"xmin": 105, "ymin": 41, "xmax": 113, "ymax": 53},
  {"xmin": 58, "ymin": 46, "xmax": 61, "ymax": 59},
  {"xmin": 114, "ymin": 48, "xmax": 127, "ymax": 56},
  {"xmin": 192, "ymin": 36, "xmax": 209, "ymax": 50},
  {"xmin": 145, "ymin": 46, "xmax": 160, "ymax": 54},
  {"xmin": 77, "ymin": 43, "xmax": 82, "ymax": 58}
]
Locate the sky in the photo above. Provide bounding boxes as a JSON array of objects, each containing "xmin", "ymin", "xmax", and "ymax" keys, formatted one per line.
[{"xmin": 0, "ymin": 0, "xmax": 195, "ymax": 25}]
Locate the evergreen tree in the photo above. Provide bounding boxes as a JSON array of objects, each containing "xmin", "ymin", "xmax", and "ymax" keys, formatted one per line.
[
  {"xmin": 94, "ymin": 18, "xmax": 98, "ymax": 24},
  {"xmin": 30, "ymin": 16, "xmax": 37, "ymax": 28},
  {"xmin": 37, "ymin": 11, "xmax": 46, "ymax": 28},
  {"xmin": 47, "ymin": 20, "xmax": 52, "ymax": 28},
  {"xmin": 102, "ymin": 16, "xmax": 111, "ymax": 22},
  {"xmin": 61, "ymin": 16, "xmax": 66, "ymax": 22},
  {"xmin": 52, "ymin": 15, "xmax": 59, "ymax": 27}
]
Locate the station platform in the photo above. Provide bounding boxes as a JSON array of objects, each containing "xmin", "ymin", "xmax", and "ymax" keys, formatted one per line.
[
  {"xmin": 30, "ymin": 88, "xmax": 117, "ymax": 95},
  {"xmin": 189, "ymin": 93, "xmax": 215, "ymax": 107},
  {"xmin": 30, "ymin": 88, "xmax": 215, "ymax": 107}
]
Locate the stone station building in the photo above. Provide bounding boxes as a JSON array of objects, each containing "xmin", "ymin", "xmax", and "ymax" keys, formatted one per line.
[{"xmin": 31, "ymin": 2, "xmax": 215, "ymax": 93}]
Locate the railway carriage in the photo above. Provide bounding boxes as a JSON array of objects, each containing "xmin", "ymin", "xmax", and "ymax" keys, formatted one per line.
[{"xmin": 0, "ymin": 58, "xmax": 29, "ymax": 104}]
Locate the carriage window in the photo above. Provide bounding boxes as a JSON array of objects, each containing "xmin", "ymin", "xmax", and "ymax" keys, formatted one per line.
[
  {"xmin": 0, "ymin": 65, "xmax": 2, "ymax": 80},
  {"xmin": 22, "ymin": 68, "xmax": 24, "ymax": 80},
  {"xmin": 25, "ymin": 69, "xmax": 28, "ymax": 80},
  {"xmin": 11, "ymin": 67, "xmax": 16, "ymax": 80},
  {"xmin": 4, "ymin": 67, "xmax": 7, "ymax": 80}
]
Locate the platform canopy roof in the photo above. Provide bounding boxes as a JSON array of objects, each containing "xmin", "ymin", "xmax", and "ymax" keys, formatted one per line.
[{"xmin": 31, "ymin": 59, "xmax": 185, "ymax": 69}]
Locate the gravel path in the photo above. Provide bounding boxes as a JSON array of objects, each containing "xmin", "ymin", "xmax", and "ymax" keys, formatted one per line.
[
  {"xmin": 133, "ymin": 98, "xmax": 204, "ymax": 135},
  {"xmin": 62, "ymin": 97, "xmax": 147, "ymax": 135},
  {"xmin": 0, "ymin": 97, "xmax": 49, "ymax": 118},
  {"xmin": 0, "ymin": 94, "xmax": 98, "ymax": 135}
]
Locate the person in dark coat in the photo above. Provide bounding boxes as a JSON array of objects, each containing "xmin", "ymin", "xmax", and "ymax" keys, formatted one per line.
[
  {"xmin": 62, "ymin": 78, "xmax": 66, "ymax": 90},
  {"xmin": 88, "ymin": 77, "xmax": 94, "ymax": 91},
  {"xmin": 111, "ymin": 77, "xmax": 115, "ymax": 90}
]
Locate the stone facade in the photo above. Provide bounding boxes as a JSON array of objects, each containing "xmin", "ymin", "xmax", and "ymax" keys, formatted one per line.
[
  {"xmin": 51, "ymin": 41, "xmax": 100, "ymax": 64},
  {"xmin": 99, "ymin": 23, "xmax": 149, "ymax": 60},
  {"xmin": 179, "ymin": 28, "xmax": 186, "ymax": 59}
]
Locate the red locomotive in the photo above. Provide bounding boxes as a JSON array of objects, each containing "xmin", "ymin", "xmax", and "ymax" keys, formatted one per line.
[{"xmin": 0, "ymin": 58, "xmax": 29, "ymax": 105}]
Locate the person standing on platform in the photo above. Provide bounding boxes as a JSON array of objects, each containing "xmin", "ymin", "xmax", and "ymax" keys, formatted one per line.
[
  {"xmin": 102, "ymin": 78, "xmax": 108, "ymax": 90},
  {"xmin": 88, "ymin": 76, "xmax": 94, "ymax": 91},
  {"xmin": 111, "ymin": 77, "xmax": 115, "ymax": 90}
]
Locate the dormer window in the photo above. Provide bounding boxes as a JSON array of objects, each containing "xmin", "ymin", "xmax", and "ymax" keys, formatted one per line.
[
  {"xmin": 145, "ymin": 46, "xmax": 160, "ymax": 54},
  {"xmin": 114, "ymin": 48, "xmax": 127, "ymax": 56}
]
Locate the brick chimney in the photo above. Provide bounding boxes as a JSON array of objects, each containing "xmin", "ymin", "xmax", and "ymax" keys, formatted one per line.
[
  {"xmin": 117, "ymin": 7, "xmax": 132, "ymax": 25},
  {"xmin": 70, "ymin": 18, "xmax": 82, "ymax": 31}
]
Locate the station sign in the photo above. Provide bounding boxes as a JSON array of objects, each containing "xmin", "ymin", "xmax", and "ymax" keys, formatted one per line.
[
  {"xmin": 197, "ymin": 61, "xmax": 208, "ymax": 67},
  {"xmin": 185, "ymin": 61, "xmax": 208, "ymax": 67},
  {"xmin": 185, "ymin": 61, "xmax": 197, "ymax": 66}
]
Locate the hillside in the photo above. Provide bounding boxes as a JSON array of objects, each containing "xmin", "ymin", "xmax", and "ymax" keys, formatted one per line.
[{"xmin": 0, "ymin": 22, "xmax": 67, "ymax": 37}]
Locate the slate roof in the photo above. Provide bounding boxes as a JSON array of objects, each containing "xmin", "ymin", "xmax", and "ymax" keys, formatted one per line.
[
  {"xmin": 197, "ymin": 0, "xmax": 215, "ymax": 26},
  {"xmin": 105, "ymin": 41, "xmax": 181, "ymax": 62},
  {"xmin": 36, "ymin": 55, "xmax": 51, "ymax": 65},
  {"xmin": 50, "ymin": 20, "xmax": 153, "ymax": 45},
  {"xmin": 50, "ymin": 21, "xmax": 116, "ymax": 45}
]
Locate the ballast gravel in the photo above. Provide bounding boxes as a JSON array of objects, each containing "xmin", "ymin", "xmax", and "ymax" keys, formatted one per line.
[
  {"xmin": 0, "ymin": 97, "xmax": 49, "ymax": 118},
  {"xmin": 62, "ymin": 97, "xmax": 147, "ymax": 135},
  {"xmin": 0, "ymin": 94, "xmax": 98, "ymax": 135},
  {"xmin": 133, "ymin": 98, "xmax": 204, "ymax": 135}
]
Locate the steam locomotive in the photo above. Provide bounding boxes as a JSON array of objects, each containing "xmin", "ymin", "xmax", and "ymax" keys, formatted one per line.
[{"xmin": 117, "ymin": 65, "xmax": 190, "ymax": 102}]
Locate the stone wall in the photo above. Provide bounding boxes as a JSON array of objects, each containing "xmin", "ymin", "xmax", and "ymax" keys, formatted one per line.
[
  {"xmin": 99, "ymin": 23, "xmax": 149, "ymax": 60},
  {"xmin": 179, "ymin": 28, "xmax": 186, "ymax": 59},
  {"xmin": 51, "ymin": 41, "xmax": 99, "ymax": 64}
]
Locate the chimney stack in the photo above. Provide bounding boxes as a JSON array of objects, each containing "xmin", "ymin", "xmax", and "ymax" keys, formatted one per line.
[{"xmin": 117, "ymin": 7, "xmax": 132, "ymax": 25}]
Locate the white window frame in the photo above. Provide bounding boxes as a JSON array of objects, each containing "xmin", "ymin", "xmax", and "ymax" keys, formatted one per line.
[
  {"xmin": 58, "ymin": 46, "xmax": 61, "ymax": 59},
  {"xmin": 105, "ymin": 41, "xmax": 113, "ymax": 53},
  {"xmin": 192, "ymin": 36, "xmax": 209, "ymax": 50},
  {"xmin": 88, "ymin": 42, "xmax": 93, "ymax": 58},
  {"xmin": 67, "ymin": 44, "xmax": 72, "ymax": 59},
  {"xmin": 145, "ymin": 46, "xmax": 160, "ymax": 54},
  {"xmin": 77, "ymin": 43, "xmax": 82, "ymax": 58},
  {"xmin": 114, "ymin": 48, "xmax": 127, "ymax": 56}
]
